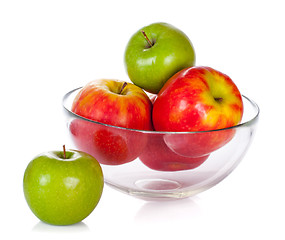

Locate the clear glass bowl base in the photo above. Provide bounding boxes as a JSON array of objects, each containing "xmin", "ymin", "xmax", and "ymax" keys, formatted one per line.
[{"xmin": 101, "ymin": 139, "xmax": 248, "ymax": 200}]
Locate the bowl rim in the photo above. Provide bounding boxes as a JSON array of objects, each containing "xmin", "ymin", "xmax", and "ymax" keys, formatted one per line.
[{"xmin": 62, "ymin": 87, "xmax": 260, "ymax": 135}]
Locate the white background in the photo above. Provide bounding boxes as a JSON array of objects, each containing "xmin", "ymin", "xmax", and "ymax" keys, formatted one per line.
[{"xmin": 1, "ymin": 0, "xmax": 284, "ymax": 239}]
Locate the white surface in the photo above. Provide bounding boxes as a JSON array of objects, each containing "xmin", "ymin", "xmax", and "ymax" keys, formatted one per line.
[{"xmin": 1, "ymin": 0, "xmax": 284, "ymax": 239}]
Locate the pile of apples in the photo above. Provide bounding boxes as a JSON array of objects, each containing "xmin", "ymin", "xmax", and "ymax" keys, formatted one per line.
[
  {"xmin": 70, "ymin": 22, "xmax": 244, "ymax": 168},
  {"xmin": 23, "ymin": 22, "xmax": 244, "ymax": 226}
]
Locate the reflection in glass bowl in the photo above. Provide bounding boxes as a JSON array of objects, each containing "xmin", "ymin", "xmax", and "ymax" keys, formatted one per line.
[{"xmin": 63, "ymin": 88, "xmax": 259, "ymax": 200}]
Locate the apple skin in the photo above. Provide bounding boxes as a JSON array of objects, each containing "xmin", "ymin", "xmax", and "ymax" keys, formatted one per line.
[
  {"xmin": 70, "ymin": 79, "xmax": 152, "ymax": 165},
  {"xmin": 124, "ymin": 22, "xmax": 195, "ymax": 94},
  {"xmin": 152, "ymin": 66, "xmax": 243, "ymax": 157},
  {"xmin": 153, "ymin": 66, "xmax": 243, "ymax": 131},
  {"xmin": 71, "ymin": 79, "xmax": 153, "ymax": 131},
  {"xmin": 69, "ymin": 119, "xmax": 148, "ymax": 165},
  {"xmin": 163, "ymin": 128, "xmax": 236, "ymax": 158},
  {"xmin": 23, "ymin": 149, "xmax": 104, "ymax": 226},
  {"xmin": 139, "ymin": 134, "xmax": 209, "ymax": 171}
]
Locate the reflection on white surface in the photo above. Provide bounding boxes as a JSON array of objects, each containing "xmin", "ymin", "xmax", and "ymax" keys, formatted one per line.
[
  {"xmin": 134, "ymin": 197, "xmax": 203, "ymax": 223},
  {"xmin": 32, "ymin": 221, "xmax": 90, "ymax": 233}
]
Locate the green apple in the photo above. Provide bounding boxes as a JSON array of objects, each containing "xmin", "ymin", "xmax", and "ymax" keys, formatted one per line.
[
  {"xmin": 23, "ymin": 146, "xmax": 104, "ymax": 225},
  {"xmin": 124, "ymin": 22, "xmax": 195, "ymax": 94}
]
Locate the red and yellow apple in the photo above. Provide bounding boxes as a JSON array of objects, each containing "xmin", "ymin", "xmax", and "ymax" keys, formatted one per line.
[
  {"xmin": 70, "ymin": 79, "xmax": 153, "ymax": 165},
  {"xmin": 139, "ymin": 134, "xmax": 209, "ymax": 171},
  {"xmin": 72, "ymin": 79, "xmax": 153, "ymax": 130},
  {"xmin": 152, "ymin": 66, "xmax": 243, "ymax": 157},
  {"xmin": 69, "ymin": 119, "xmax": 148, "ymax": 165},
  {"xmin": 163, "ymin": 128, "xmax": 236, "ymax": 158}
]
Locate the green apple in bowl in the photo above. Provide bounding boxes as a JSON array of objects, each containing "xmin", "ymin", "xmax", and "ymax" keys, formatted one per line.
[
  {"xmin": 23, "ymin": 146, "xmax": 104, "ymax": 225},
  {"xmin": 124, "ymin": 22, "xmax": 195, "ymax": 94}
]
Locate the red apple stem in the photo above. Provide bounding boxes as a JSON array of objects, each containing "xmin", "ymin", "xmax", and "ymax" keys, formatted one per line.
[
  {"xmin": 63, "ymin": 145, "xmax": 66, "ymax": 159},
  {"xmin": 119, "ymin": 82, "xmax": 128, "ymax": 95},
  {"xmin": 141, "ymin": 30, "xmax": 153, "ymax": 47}
]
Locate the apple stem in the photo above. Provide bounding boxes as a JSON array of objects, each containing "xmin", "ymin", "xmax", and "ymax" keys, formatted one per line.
[
  {"xmin": 119, "ymin": 82, "xmax": 128, "ymax": 95},
  {"xmin": 141, "ymin": 30, "xmax": 153, "ymax": 47},
  {"xmin": 63, "ymin": 145, "xmax": 66, "ymax": 159},
  {"xmin": 215, "ymin": 97, "xmax": 223, "ymax": 103}
]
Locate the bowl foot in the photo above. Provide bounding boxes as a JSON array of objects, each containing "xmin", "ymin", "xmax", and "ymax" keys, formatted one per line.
[{"xmin": 135, "ymin": 178, "xmax": 181, "ymax": 191}]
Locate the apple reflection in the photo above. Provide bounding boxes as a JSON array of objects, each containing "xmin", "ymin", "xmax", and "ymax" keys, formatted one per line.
[
  {"xmin": 163, "ymin": 128, "xmax": 236, "ymax": 158},
  {"xmin": 69, "ymin": 119, "xmax": 148, "ymax": 165},
  {"xmin": 140, "ymin": 133, "xmax": 209, "ymax": 171}
]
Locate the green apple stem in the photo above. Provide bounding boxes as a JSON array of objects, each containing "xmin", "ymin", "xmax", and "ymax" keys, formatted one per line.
[
  {"xmin": 63, "ymin": 145, "xmax": 66, "ymax": 159},
  {"xmin": 141, "ymin": 30, "xmax": 153, "ymax": 47},
  {"xmin": 119, "ymin": 82, "xmax": 128, "ymax": 95}
]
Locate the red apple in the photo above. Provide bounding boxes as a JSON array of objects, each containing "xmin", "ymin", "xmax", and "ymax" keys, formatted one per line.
[
  {"xmin": 139, "ymin": 134, "xmax": 209, "ymax": 171},
  {"xmin": 70, "ymin": 79, "xmax": 153, "ymax": 165},
  {"xmin": 72, "ymin": 79, "xmax": 153, "ymax": 131},
  {"xmin": 152, "ymin": 66, "xmax": 243, "ymax": 157},
  {"xmin": 69, "ymin": 119, "xmax": 148, "ymax": 165},
  {"xmin": 163, "ymin": 128, "xmax": 236, "ymax": 158}
]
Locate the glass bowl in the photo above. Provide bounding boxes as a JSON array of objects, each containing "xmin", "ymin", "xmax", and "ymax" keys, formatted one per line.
[{"xmin": 62, "ymin": 87, "xmax": 259, "ymax": 200}]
